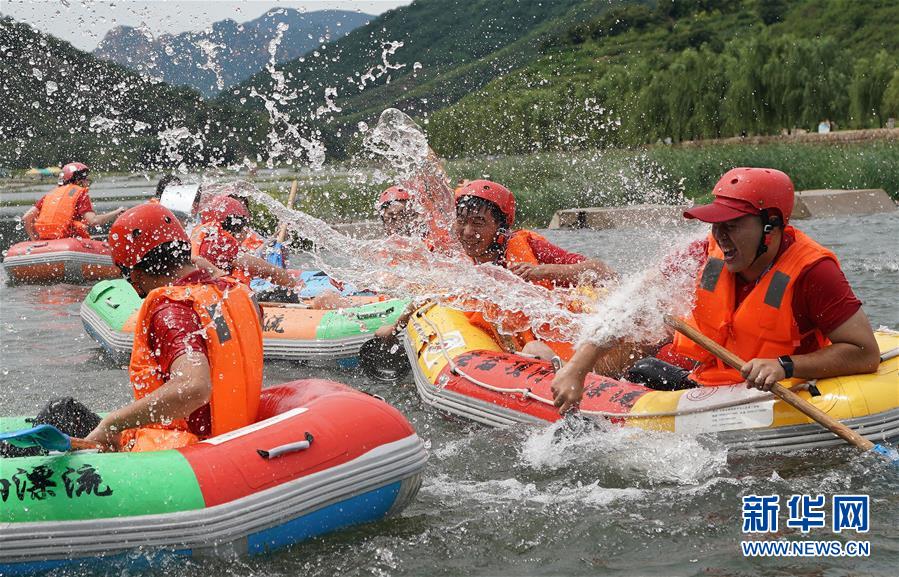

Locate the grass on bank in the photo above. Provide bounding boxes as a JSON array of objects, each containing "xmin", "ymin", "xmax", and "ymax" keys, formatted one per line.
[{"xmin": 255, "ymin": 139, "xmax": 899, "ymax": 230}]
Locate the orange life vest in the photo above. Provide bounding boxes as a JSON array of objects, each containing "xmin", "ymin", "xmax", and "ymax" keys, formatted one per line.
[
  {"xmin": 241, "ymin": 230, "xmax": 266, "ymax": 253},
  {"xmin": 190, "ymin": 221, "xmax": 252, "ymax": 284},
  {"xmin": 671, "ymin": 227, "xmax": 836, "ymax": 386},
  {"xmin": 33, "ymin": 185, "xmax": 90, "ymax": 239},
  {"xmin": 121, "ymin": 278, "xmax": 264, "ymax": 451},
  {"xmin": 465, "ymin": 229, "xmax": 575, "ymax": 360}
]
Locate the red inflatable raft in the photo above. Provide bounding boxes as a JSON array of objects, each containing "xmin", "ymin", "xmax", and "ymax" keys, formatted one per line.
[{"xmin": 3, "ymin": 238, "xmax": 119, "ymax": 284}]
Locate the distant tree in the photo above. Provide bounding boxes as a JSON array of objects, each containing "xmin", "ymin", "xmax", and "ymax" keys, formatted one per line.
[
  {"xmin": 755, "ymin": 0, "xmax": 787, "ymax": 25},
  {"xmin": 849, "ymin": 51, "xmax": 897, "ymax": 128},
  {"xmin": 883, "ymin": 69, "xmax": 899, "ymax": 120}
]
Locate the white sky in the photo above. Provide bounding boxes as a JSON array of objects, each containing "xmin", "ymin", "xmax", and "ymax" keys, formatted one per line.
[{"xmin": 1, "ymin": 1, "xmax": 410, "ymax": 51}]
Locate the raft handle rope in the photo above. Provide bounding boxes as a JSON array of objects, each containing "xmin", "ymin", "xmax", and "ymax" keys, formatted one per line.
[
  {"xmin": 412, "ymin": 311, "xmax": 792, "ymax": 420},
  {"xmin": 257, "ymin": 432, "xmax": 314, "ymax": 459}
]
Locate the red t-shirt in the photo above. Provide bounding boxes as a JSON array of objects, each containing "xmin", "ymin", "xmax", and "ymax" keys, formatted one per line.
[
  {"xmin": 35, "ymin": 190, "xmax": 94, "ymax": 218},
  {"xmin": 681, "ymin": 231, "xmax": 861, "ymax": 354},
  {"xmin": 144, "ymin": 269, "xmax": 235, "ymax": 436},
  {"xmin": 198, "ymin": 228, "xmax": 241, "ymax": 272},
  {"xmin": 528, "ymin": 236, "xmax": 587, "ymax": 265}
]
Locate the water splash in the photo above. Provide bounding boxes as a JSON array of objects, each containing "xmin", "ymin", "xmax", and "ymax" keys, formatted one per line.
[
  {"xmin": 520, "ymin": 419, "xmax": 728, "ymax": 486},
  {"xmin": 577, "ymin": 234, "xmax": 706, "ymax": 348},
  {"xmin": 195, "ymin": 38, "xmax": 226, "ymax": 91},
  {"xmin": 356, "ymin": 41, "xmax": 406, "ymax": 90}
]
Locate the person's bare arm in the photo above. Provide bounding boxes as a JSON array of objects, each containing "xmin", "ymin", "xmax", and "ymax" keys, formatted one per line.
[
  {"xmin": 508, "ymin": 258, "xmax": 617, "ymax": 286},
  {"xmin": 192, "ymin": 255, "xmax": 225, "ymax": 277},
  {"xmin": 234, "ymin": 253, "xmax": 299, "ymax": 287},
  {"xmin": 22, "ymin": 207, "xmax": 38, "ymax": 240},
  {"xmin": 375, "ymin": 302, "xmax": 417, "ymax": 339},
  {"xmin": 82, "ymin": 206, "xmax": 126, "ymax": 228},
  {"xmin": 85, "ymin": 353, "xmax": 212, "ymax": 449},
  {"xmin": 743, "ymin": 309, "xmax": 881, "ymax": 390}
]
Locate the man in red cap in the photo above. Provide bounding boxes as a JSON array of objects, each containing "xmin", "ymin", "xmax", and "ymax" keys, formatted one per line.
[
  {"xmin": 22, "ymin": 162, "xmax": 126, "ymax": 240},
  {"xmin": 85, "ymin": 203, "xmax": 263, "ymax": 451},
  {"xmin": 551, "ymin": 167, "xmax": 880, "ymax": 414}
]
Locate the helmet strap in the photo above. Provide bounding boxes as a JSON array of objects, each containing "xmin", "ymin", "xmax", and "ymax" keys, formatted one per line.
[{"xmin": 752, "ymin": 209, "xmax": 784, "ymax": 263}]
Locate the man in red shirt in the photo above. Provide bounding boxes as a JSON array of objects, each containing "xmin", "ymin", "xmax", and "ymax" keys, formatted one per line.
[
  {"xmin": 22, "ymin": 162, "xmax": 125, "ymax": 240},
  {"xmin": 551, "ymin": 167, "xmax": 880, "ymax": 414},
  {"xmin": 86, "ymin": 203, "xmax": 263, "ymax": 451},
  {"xmin": 454, "ymin": 180, "xmax": 615, "ymax": 286},
  {"xmin": 374, "ymin": 180, "xmax": 615, "ymax": 357},
  {"xmin": 378, "ymin": 185, "xmax": 424, "ymax": 237}
]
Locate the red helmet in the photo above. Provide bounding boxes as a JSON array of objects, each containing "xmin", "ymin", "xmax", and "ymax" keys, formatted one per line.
[
  {"xmin": 60, "ymin": 162, "xmax": 89, "ymax": 184},
  {"xmin": 716, "ymin": 167, "xmax": 794, "ymax": 223},
  {"xmin": 198, "ymin": 194, "xmax": 250, "ymax": 225},
  {"xmin": 454, "ymin": 179, "xmax": 515, "ymax": 227},
  {"xmin": 378, "ymin": 186, "xmax": 411, "ymax": 207},
  {"xmin": 109, "ymin": 204, "xmax": 189, "ymax": 269}
]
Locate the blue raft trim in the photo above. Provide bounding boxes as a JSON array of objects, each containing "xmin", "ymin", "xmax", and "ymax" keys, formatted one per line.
[
  {"xmin": 248, "ymin": 481, "xmax": 401, "ymax": 554},
  {"xmin": 0, "ymin": 482, "xmax": 402, "ymax": 575}
]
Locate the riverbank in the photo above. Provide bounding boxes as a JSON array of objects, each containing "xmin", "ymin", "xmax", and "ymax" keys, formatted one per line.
[
  {"xmin": 259, "ymin": 139, "xmax": 899, "ymax": 228},
  {"xmin": 4, "ymin": 139, "xmax": 895, "ymax": 230}
]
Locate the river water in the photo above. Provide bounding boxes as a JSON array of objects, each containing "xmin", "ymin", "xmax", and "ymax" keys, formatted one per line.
[{"xmin": 1, "ymin": 212, "xmax": 897, "ymax": 576}]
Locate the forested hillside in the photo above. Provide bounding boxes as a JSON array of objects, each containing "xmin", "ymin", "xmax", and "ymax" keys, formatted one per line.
[
  {"xmin": 426, "ymin": 0, "xmax": 899, "ymax": 156},
  {"xmin": 0, "ymin": 17, "xmax": 264, "ymax": 169},
  {"xmin": 217, "ymin": 0, "xmax": 621, "ymax": 155}
]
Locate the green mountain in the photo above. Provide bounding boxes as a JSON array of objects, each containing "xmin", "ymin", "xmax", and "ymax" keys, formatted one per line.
[
  {"xmin": 0, "ymin": 17, "xmax": 264, "ymax": 170},
  {"xmin": 425, "ymin": 0, "xmax": 899, "ymax": 156},
  {"xmin": 216, "ymin": 0, "xmax": 631, "ymax": 156}
]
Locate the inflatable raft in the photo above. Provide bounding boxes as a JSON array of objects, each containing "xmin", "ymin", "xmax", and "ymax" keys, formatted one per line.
[
  {"xmin": 404, "ymin": 304, "xmax": 899, "ymax": 451},
  {"xmin": 0, "ymin": 379, "xmax": 426, "ymax": 575},
  {"xmin": 3, "ymin": 238, "xmax": 119, "ymax": 284},
  {"xmin": 80, "ymin": 279, "xmax": 408, "ymax": 364}
]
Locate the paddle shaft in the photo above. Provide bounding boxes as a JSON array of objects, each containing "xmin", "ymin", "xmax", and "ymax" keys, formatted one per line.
[
  {"xmin": 665, "ymin": 315, "xmax": 875, "ymax": 451},
  {"xmin": 276, "ymin": 180, "xmax": 299, "ymax": 244}
]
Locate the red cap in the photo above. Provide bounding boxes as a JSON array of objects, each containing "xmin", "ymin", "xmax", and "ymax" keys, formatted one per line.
[
  {"xmin": 198, "ymin": 195, "xmax": 250, "ymax": 224},
  {"xmin": 683, "ymin": 196, "xmax": 760, "ymax": 223},
  {"xmin": 378, "ymin": 186, "xmax": 411, "ymax": 207}
]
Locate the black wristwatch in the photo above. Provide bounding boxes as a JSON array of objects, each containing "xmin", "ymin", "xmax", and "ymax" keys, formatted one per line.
[{"xmin": 777, "ymin": 355, "xmax": 794, "ymax": 379}]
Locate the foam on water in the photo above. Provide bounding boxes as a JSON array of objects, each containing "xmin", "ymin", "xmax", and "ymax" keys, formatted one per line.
[
  {"xmin": 424, "ymin": 473, "xmax": 645, "ymax": 509},
  {"xmin": 520, "ymin": 419, "xmax": 728, "ymax": 487}
]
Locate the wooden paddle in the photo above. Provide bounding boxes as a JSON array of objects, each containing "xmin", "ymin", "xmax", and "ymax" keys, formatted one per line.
[
  {"xmin": 276, "ymin": 179, "xmax": 299, "ymax": 244},
  {"xmin": 0, "ymin": 424, "xmax": 103, "ymax": 452},
  {"xmin": 665, "ymin": 315, "xmax": 898, "ymax": 464}
]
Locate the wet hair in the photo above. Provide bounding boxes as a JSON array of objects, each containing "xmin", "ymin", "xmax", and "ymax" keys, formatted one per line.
[
  {"xmin": 455, "ymin": 195, "xmax": 508, "ymax": 231},
  {"xmin": 155, "ymin": 174, "xmax": 182, "ymax": 198},
  {"xmin": 132, "ymin": 240, "xmax": 192, "ymax": 276},
  {"xmin": 65, "ymin": 169, "xmax": 89, "ymax": 185},
  {"xmin": 221, "ymin": 215, "xmax": 248, "ymax": 234}
]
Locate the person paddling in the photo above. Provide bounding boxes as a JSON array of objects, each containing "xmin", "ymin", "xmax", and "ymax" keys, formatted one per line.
[
  {"xmin": 85, "ymin": 203, "xmax": 264, "ymax": 451},
  {"xmin": 551, "ymin": 167, "xmax": 881, "ymax": 414},
  {"xmin": 22, "ymin": 162, "xmax": 125, "ymax": 240}
]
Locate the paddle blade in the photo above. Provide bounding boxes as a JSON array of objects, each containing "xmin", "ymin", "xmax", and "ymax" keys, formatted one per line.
[
  {"xmin": 872, "ymin": 444, "xmax": 899, "ymax": 467},
  {"xmin": 0, "ymin": 424, "xmax": 72, "ymax": 452}
]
